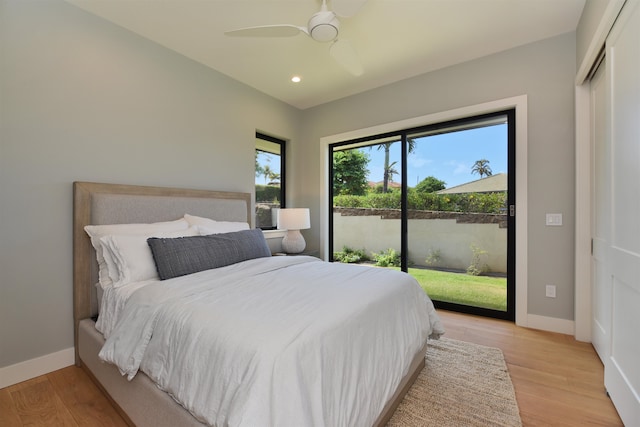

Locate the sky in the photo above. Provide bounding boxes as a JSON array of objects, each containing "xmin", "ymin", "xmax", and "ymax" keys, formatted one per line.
[
  {"xmin": 255, "ymin": 151, "xmax": 281, "ymax": 184},
  {"xmin": 364, "ymin": 123, "xmax": 508, "ymax": 189}
]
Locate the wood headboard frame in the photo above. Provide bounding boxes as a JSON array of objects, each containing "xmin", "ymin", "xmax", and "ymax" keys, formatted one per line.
[{"xmin": 73, "ymin": 181, "xmax": 252, "ymax": 365}]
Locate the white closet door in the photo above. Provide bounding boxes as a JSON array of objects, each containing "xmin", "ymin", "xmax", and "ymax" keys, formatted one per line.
[
  {"xmin": 590, "ymin": 59, "xmax": 611, "ymax": 364},
  {"xmin": 605, "ymin": 0, "xmax": 640, "ymax": 424}
]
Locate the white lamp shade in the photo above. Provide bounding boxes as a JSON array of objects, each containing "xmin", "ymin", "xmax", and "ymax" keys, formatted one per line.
[{"xmin": 277, "ymin": 208, "xmax": 310, "ymax": 230}]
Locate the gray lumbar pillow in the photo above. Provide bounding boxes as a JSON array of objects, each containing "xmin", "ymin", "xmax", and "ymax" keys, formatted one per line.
[{"xmin": 148, "ymin": 228, "xmax": 271, "ymax": 280}]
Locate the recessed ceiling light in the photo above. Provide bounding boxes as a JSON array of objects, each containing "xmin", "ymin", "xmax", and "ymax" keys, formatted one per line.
[{"xmin": 291, "ymin": 76, "xmax": 301, "ymax": 83}]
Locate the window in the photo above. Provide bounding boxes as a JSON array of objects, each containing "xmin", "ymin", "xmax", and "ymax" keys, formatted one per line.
[{"xmin": 255, "ymin": 132, "xmax": 286, "ymax": 229}]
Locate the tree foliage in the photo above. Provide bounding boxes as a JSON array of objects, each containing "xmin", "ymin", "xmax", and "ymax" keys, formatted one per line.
[
  {"xmin": 471, "ymin": 159, "xmax": 493, "ymax": 178},
  {"xmin": 415, "ymin": 176, "xmax": 446, "ymax": 193},
  {"xmin": 255, "ymin": 152, "xmax": 265, "ymax": 178},
  {"xmin": 333, "ymin": 150, "xmax": 370, "ymax": 196},
  {"xmin": 372, "ymin": 140, "xmax": 416, "ymax": 193},
  {"xmin": 261, "ymin": 164, "xmax": 273, "ymax": 184}
]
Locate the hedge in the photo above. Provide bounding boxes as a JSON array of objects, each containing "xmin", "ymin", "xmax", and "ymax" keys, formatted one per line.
[
  {"xmin": 256, "ymin": 185, "xmax": 281, "ymax": 203},
  {"xmin": 333, "ymin": 190, "xmax": 506, "ymax": 214}
]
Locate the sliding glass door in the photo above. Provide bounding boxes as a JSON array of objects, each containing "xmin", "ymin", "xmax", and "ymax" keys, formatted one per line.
[{"xmin": 329, "ymin": 110, "xmax": 515, "ymax": 320}]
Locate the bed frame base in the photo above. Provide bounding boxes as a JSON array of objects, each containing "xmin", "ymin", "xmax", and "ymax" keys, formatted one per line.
[
  {"xmin": 79, "ymin": 319, "xmax": 207, "ymax": 427},
  {"xmin": 79, "ymin": 319, "xmax": 426, "ymax": 427},
  {"xmin": 373, "ymin": 340, "xmax": 427, "ymax": 427}
]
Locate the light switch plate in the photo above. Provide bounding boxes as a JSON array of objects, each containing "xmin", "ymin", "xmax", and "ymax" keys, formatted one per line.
[
  {"xmin": 546, "ymin": 284, "xmax": 556, "ymax": 298},
  {"xmin": 546, "ymin": 213, "xmax": 563, "ymax": 226}
]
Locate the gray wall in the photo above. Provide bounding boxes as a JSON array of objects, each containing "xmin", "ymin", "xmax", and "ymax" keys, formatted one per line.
[
  {"xmin": 297, "ymin": 32, "xmax": 577, "ymax": 321},
  {"xmin": 576, "ymin": 0, "xmax": 614, "ymax": 71},
  {"xmin": 0, "ymin": 0, "xmax": 302, "ymax": 368}
]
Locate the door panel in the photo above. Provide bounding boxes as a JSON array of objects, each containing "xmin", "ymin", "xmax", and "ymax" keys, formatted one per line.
[
  {"xmin": 405, "ymin": 112, "xmax": 514, "ymax": 320},
  {"xmin": 330, "ymin": 136, "xmax": 402, "ymax": 268},
  {"xmin": 590, "ymin": 58, "xmax": 610, "ymax": 363},
  {"xmin": 605, "ymin": 0, "xmax": 640, "ymax": 424}
]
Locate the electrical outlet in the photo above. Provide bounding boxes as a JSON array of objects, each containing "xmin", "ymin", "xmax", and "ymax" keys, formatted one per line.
[{"xmin": 545, "ymin": 285, "xmax": 556, "ymax": 298}]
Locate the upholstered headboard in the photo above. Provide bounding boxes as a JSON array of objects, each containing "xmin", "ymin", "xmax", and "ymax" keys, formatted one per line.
[{"xmin": 73, "ymin": 181, "xmax": 251, "ymax": 364}]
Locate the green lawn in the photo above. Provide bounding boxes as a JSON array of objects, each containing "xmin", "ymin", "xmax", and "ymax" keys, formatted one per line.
[{"xmin": 407, "ymin": 267, "xmax": 507, "ymax": 311}]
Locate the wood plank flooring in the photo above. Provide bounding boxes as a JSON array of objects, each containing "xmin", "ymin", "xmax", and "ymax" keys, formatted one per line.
[
  {"xmin": 439, "ymin": 310, "xmax": 623, "ymax": 427},
  {"xmin": 0, "ymin": 310, "xmax": 623, "ymax": 426}
]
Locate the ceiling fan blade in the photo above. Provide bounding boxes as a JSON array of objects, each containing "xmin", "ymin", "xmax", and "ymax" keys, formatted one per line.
[
  {"xmin": 331, "ymin": 0, "xmax": 368, "ymax": 17},
  {"xmin": 225, "ymin": 25, "xmax": 308, "ymax": 38},
  {"xmin": 330, "ymin": 38, "xmax": 363, "ymax": 76}
]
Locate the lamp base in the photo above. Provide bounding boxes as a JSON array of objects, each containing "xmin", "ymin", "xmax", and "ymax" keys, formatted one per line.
[{"xmin": 281, "ymin": 230, "xmax": 306, "ymax": 253}]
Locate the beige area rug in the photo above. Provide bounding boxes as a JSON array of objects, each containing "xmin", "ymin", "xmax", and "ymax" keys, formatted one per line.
[{"xmin": 388, "ymin": 337, "xmax": 522, "ymax": 427}]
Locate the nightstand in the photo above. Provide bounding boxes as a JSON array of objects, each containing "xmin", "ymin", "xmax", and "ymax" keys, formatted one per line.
[{"xmin": 272, "ymin": 251, "xmax": 319, "ymax": 258}]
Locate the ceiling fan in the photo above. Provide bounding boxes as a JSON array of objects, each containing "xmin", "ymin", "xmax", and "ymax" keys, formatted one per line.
[{"xmin": 224, "ymin": 0, "xmax": 367, "ymax": 76}]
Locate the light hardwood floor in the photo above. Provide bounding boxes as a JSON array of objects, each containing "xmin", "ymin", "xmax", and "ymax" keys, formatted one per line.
[
  {"xmin": 439, "ymin": 310, "xmax": 623, "ymax": 427},
  {"xmin": 0, "ymin": 310, "xmax": 623, "ymax": 426}
]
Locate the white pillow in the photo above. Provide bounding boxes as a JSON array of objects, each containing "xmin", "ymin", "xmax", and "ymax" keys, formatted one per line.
[
  {"xmin": 84, "ymin": 218, "xmax": 189, "ymax": 289},
  {"xmin": 100, "ymin": 241, "xmax": 122, "ymax": 286},
  {"xmin": 184, "ymin": 213, "xmax": 249, "ymax": 234},
  {"xmin": 100, "ymin": 227, "xmax": 199, "ymax": 287}
]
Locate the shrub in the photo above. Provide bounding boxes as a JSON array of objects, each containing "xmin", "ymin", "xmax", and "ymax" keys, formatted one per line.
[
  {"xmin": 332, "ymin": 194, "xmax": 369, "ymax": 208},
  {"xmin": 333, "ymin": 246, "xmax": 369, "ymax": 263},
  {"xmin": 255, "ymin": 184, "xmax": 280, "ymax": 203},
  {"xmin": 467, "ymin": 244, "xmax": 489, "ymax": 276},
  {"xmin": 334, "ymin": 191, "xmax": 506, "ymax": 214},
  {"xmin": 372, "ymin": 248, "xmax": 401, "ymax": 267},
  {"xmin": 425, "ymin": 248, "xmax": 442, "ymax": 266}
]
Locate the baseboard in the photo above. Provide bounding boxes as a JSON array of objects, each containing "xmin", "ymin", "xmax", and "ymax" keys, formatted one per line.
[
  {"xmin": 0, "ymin": 347, "xmax": 75, "ymax": 389},
  {"xmin": 526, "ymin": 314, "xmax": 575, "ymax": 336}
]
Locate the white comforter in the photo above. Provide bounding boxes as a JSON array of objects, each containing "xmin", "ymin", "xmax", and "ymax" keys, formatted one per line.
[{"xmin": 98, "ymin": 256, "xmax": 444, "ymax": 427}]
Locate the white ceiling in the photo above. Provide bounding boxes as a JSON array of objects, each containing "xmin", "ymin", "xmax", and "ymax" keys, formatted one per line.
[{"xmin": 66, "ymin": 0, "xmax": 586, "ymax": 110}]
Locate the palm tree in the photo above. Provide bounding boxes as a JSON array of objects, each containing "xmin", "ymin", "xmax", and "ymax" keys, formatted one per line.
[
  {"xmin": 262, "ymin": 165, "xmax": 273, "ymax": 184},
  {"xmin": 268, "ymin": 171, "xmax": 280, "ymax": 185},
  {"xmin": 374, "ymin": 139, "xmax": 416, "ymax": 193},
  {"xmin": 385, "ymin": 161, "xmax": 399, "ymax": 185},
  {"xmin": 471, "ymin": 159, "xmax": 493, "ymax": 178}
]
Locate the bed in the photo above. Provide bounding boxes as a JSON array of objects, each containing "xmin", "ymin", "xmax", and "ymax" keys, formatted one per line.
[{"xmin": 73, "ymin": 181, "xmax": 444, "ymax": 427}]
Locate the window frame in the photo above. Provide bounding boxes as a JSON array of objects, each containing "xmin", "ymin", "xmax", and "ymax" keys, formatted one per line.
[{"xmin": 255, "ymin": 132, "xmax": 286, "ymax": 230}]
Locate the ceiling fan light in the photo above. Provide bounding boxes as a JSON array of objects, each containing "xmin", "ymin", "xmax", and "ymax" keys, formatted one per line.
[
  {"xmin": 310, "ymin": 23, "xmax": 338, "ymax": 42},
  {"xmin": 308, "ymin": 11, "xmax": 339, "ymax": 42}
]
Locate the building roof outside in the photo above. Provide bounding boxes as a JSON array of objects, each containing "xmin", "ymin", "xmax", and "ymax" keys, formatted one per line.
[{"xmin": 437, "ymin": 173, "xmax": 507, "ymax": 194}]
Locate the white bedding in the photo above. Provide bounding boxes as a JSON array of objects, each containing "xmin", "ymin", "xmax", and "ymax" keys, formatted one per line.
[
  {"xmin": 98, "ymin": 256, "xmax": 444, "ymax": 427},
  {"xmin": 96, "ymin": 278, "xmax": 158, "ymax": 339}
]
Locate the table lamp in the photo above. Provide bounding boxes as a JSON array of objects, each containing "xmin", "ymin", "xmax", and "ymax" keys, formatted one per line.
[{"xmin": 277, "ymin": 208, "xmax": 310, "ymax": 253}]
